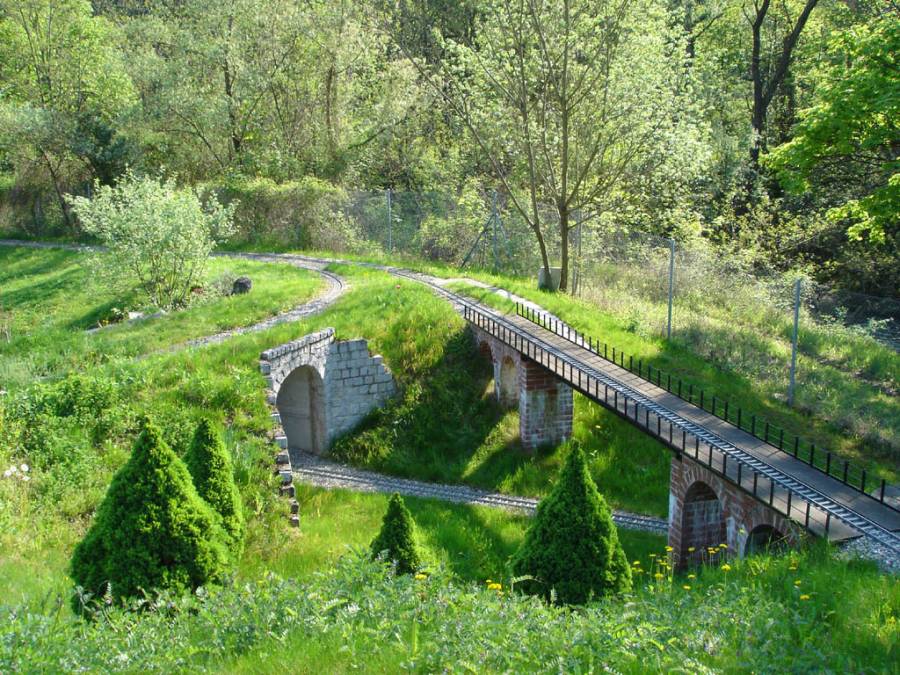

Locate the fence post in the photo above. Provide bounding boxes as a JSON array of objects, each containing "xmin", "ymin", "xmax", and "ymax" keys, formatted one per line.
[
  {"xmin": 667, "ymin": 238, "xmax": 675, "ymax": 339},
  {"xmin": 386, "ymin": 188, "xmax": 393, "ymax": 254},
  {"xmin": 788, "ymin": 278, "xmax": 801, "ymax": 406}
]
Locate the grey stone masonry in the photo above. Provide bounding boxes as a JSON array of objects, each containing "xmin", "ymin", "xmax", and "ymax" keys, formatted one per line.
[{"xmin": 259, "ymin": 328, "xmax": 396, "ymax": 456}]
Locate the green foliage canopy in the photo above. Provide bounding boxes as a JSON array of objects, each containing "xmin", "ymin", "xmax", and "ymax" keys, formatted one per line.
[{"xmin": 767, "ymin": 16, "xmax": 899, "ymax": 245}]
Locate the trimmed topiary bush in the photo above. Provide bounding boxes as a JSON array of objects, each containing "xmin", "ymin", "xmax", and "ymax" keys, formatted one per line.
[
  {"xmin": 183, "ymin": 418, "xmax": 244, "ymax": 558},
  {"xmin": 70, "ymin": 419, "xmax": 229, "ymax": 610},
  {"xmin": 370, "ymin": 493, "xmax": 421, "ymax": 574},
  {"xmin": 510, "ymin": 445, "xmax": 632, "ymax": 604}
]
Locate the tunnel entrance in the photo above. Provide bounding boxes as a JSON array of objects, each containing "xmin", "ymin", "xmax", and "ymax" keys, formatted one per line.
[{"xmin": 276, "ymin": 365, "xmax": 326, "ymax": 456}]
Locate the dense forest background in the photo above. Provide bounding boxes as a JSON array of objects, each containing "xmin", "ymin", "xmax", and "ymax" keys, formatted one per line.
[{"xmin": 0, "ymin": 0, "xmax": 896, "ymax": 301}]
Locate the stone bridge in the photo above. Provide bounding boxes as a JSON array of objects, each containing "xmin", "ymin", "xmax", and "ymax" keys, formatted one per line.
[{"xmin": 260, "ymin": 328, "xmax": 395, "ymax": 462}]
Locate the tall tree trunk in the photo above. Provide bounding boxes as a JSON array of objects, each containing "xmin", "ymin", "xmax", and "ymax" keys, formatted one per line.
[{"xmin": 558, "ymin": 203, "xmax": 569, "ymax": 292}]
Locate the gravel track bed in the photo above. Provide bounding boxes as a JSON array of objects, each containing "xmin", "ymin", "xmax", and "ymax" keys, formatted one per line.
[{"xmin": 291, "ymin": 452, "xmax": 668, "ymax": 534}]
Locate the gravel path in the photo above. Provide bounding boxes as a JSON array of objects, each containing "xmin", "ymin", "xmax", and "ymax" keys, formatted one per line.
[{"xmin": 291, "ymin": 452, "xmax": 669, "ymax": 534}]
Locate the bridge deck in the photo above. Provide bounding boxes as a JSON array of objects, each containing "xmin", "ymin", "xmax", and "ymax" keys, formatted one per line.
[{"xmin": 466, "ymin": 303, "xmax": 900, "ymax": 547}]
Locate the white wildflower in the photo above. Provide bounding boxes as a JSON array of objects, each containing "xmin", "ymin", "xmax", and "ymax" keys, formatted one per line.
[
  {"xmin": 20, "ymin": 463, "xmax": 28, "ymax": 473},
  {"xmin": 21, "ymin": 475, "xmax": 30, "ymax": 482},
  {"xmin": 2, "ymin": 469, "xmax": 11, "ymax": 478}
]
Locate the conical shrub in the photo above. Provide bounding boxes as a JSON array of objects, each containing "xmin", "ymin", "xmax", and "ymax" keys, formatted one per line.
[
  {"xmin": 183, "ymin": 418, "xmax": 244, "ymax": 558},
  {"xmin": 70, "ymin": 419, "xmax": 229, "ymax": 610},
  {"xmin": 370, "ymin": 493, "xmax": 421, "ymax": 574},
  {"xmin": 510, "ymin": 445, "xmax": 632, "ymax": 604}
]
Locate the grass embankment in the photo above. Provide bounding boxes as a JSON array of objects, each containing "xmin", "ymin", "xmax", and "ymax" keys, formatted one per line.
[
  {"xmin": 0, "ymin": 246, "xmax": 896, "ymax": 672},
  {"xmin": 442, "ymin": 276, "xmax": 900, "ymax": 484},
  {"xmin": 218, "ymin": 239, "xmax": 900, "ymax": 480},
  {"xmin": 0, "ymin": 246, "xmax": 323, "ymax": 388},
  {"xmin": 0, "ymin": 254, "xmax": 666, "ymax": 604}
]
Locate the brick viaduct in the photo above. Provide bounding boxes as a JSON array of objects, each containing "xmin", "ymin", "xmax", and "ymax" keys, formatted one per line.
[{"xmin": 471, "ymin": 324, "xmax": 799, "ymax": 564}]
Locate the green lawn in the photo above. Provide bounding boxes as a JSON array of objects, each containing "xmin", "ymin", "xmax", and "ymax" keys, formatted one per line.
[
  {"xmin": 0, "ymin": 245, "xmax": 896, "ymax": 673},
  {"xmin": 0, "ymin": 246, "xmax": 323, "ymax": 389}
]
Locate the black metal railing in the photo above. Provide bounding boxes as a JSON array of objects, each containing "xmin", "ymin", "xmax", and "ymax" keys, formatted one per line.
[
  {"xmin": 463, "ymin": 301, "xmax": 900, "ymax": 553},
  {"xmin": 514, "ymin": 302, "xmax": 898, "ymax": 514}
]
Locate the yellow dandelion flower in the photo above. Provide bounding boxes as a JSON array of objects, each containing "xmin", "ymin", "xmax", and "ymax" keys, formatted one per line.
[
  {"xmin": 487, "ymin": 582, "xmax": 502, "ymax": 591},
  {"xmin": 719, "ymin": 543, "xmax": 727, "ymax": 549},
  {"xmin": 414, "ymin": 573, "xmax": 427, "ymax": 581},
  {"xmin": 799, "ymin": 594, "xmax": 810, "ymax": 601},
  {"xmin": 649, "ymin": 553, "xmax": 657, "ymax": 558},
  {"xmin": 794, "ymin": 579, "xmax": 802, "ymax": 586},
  {"xmin": 665, "ymin": 546, "xmax": 674, "ymax": 552},
  {"xmin": 687, "ymin": 574, "xmax": 696, "ymax": 580},
  {"xmin": 721, "ymin": 563, "xmax": 732, "ymax": 571},
  {"xmin": 654, "ymin": 572, "xmax": 664, "ymax": 580},
  {"xmin": 683, "ymin": 585, "xmax": 691, "ymax": 590},
  {"xmin": 687, "ymin": 547, "xmax": 696, "ymax": 553},
  {"xmin": 632, "ymin": 560, "xmax": 641, "ymax": 566},
  {"xmin": 486, "ymin": 579, "xmax": 493, "ymax": 584}
]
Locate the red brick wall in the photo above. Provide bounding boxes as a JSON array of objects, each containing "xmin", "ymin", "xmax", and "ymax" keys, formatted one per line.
[{"xmin": 668, "ymin": 454, "xmax": 801, "ymax": 567}]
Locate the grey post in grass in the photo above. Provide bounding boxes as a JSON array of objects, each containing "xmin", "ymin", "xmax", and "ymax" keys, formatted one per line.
[
  {"xmin": 666, "ymin": 238, "xmax": 675, "ymax": 339},
  {"xmin": 788, "ymin": 278, "xmax": 802, "ymax": 406},
  {"xmin": 386, "ymin": 188, "xmax": 393, "ymax": 253}
]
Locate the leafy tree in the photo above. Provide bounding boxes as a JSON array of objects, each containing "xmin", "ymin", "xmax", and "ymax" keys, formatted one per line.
[
  {"xmin": 70, "ymin": 419, "xmax": 229, "ymax": 609},
  {"xmin": 767, "ymin": 15, "xmax": 898, "ymax": 246},
  {"xmin": 68, "ymin": 170, "xmax": 235, "ymax": 309},
  {"xmin": 396, "ymin": 0, "xmax": 707, "ymax": 290},
  {"xmin": 0, "ymin": 0, "xmax": 136, "ymax": 229},
  {"xmin": 511, "ymin": 445, "xmax": 631, "ymax": 604},
  {"xmin": 183, "ymin": 418, "xmax": 245, "ymax": 559},
  {"xmin": 371, "ymin": 493, "xmax": 421, "ymax": 574}
]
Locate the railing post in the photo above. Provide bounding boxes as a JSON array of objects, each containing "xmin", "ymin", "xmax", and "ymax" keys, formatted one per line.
[
  {"xmin": 724, "ymin": 401, "xmax": 729, "ymax": 421},
  {"xmin": 700, "ymin": 391, "xmax": 704, "ymax": 410},
  {"xmin": 694, "ymin": 436, "xmax": 699, "ymax": 457},
  {"xmin": 805, "ymin": 502, "xmax": 811, "ymax": 528},
  {"xmin": 678, "ymin": 380, "xmax": 682, "ymax": 398},
  {"xmin": 779, "ymin": 429, "xmax": 784, "ymax": 450},
  {"xmin": 752, "ymin": 471, "xmax": 758, "ymax": 495},
  {"xmin": 764, "ymin": 421, "xmax": 769, "ymax": 443},
  {"xmin": 629, "ymin": 355, "xmax": 633, "ymax": 371},
  {"xmin": 667, "ymin": 374, "xmax": 671, "ymax": 391},
  {"xmin": 880, "ymin": 479, "xmax": 886, "ymax": 502},
  {"xmin": 604, "ymin": 344, "xmax": 608, "ymax": 359},
  {"xmin": 826, "ymin": 452, "xmax": 831, "ymax": 476},
  {"xmin": 860, "ymin": 470, "xmax": 866, "ymax": 493},
  {"xmin": 810, "ymin": 444, "xmax": 815, "ymax": 466},
  {"xmin": 737, "ymin": 462, "xmax": 742, "ymax": 487},
  {"xmin": 751, "ymin": 415, "xmax": 756, "ymax": 436},
  {"xmin": 639, "ymin": 360, "xmax": 643, "ymax": 377},
  {"xmin": 712, "ymin": 396, "xmax": 717, "ymax": 416},
  {"xmin": 793, "ymin": 437, "xmax": 799, "ymax": 457},
  {"xmin": 842, "ymin": 461, "xmax": 849, "ymax": 484},
  {"xmin": 786, "ymin": 490, "xmax": 792, "ymax": 517},
  {"xmin": 737, "ymin": 408, "xmax": 742, "ymax": 428},
  {"xmin": 769, "ymin": 480, "xmax": 774, "ymax": 505},
  {"xmin": 825, "ymin": 512, "xmax": 831, "ymax": 535}
]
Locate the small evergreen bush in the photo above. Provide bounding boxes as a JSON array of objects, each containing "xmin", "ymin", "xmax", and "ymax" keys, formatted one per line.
[
  {"xmin": 70, "ymin": 419, "xmax": 229, "ymax": 609},
  {"xmin": 370, "ymin": 493, "xmax": 421, "ymax": 574},
  {"xmin": 183, "ymin": 418, "xmax": 244, "ymax": 558},
  {"xmin": 511, "ymin": 445, "xmax": 632, "ymax": 604}
]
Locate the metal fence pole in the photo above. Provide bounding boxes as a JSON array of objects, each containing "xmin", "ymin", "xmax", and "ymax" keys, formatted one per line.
[
  {"xmin": 667, "ymin": 238, "xmax": 675, "ymax": 339},
  {"xmin": 386, "ymin": 188, "xmax": 393, "ymax": 254},
  {"xmin": 788, "ymin": 278, "xmax": 801, "ymax": 406}
]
